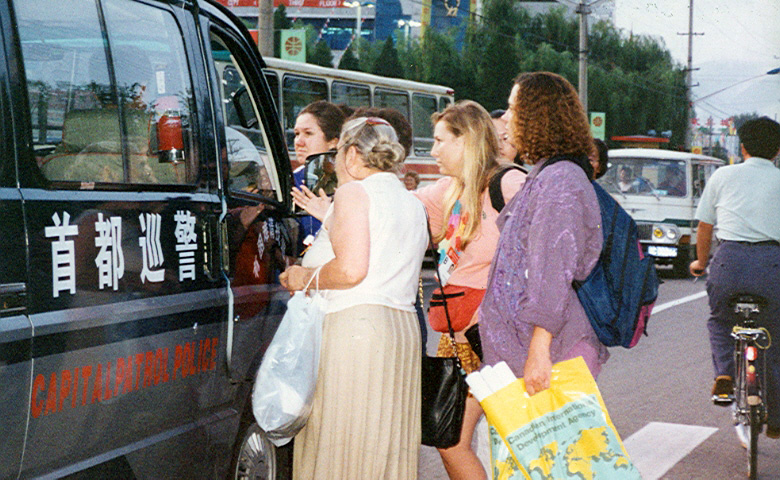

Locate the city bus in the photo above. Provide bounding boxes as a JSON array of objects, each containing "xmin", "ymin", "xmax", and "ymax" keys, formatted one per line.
[{"xmin": 261, "ymin": 57, "xmax": 455, "ymax": 185}]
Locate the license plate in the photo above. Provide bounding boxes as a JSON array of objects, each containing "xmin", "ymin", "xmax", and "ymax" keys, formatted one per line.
[{"xmin": 648, "ymin": 245, "xmax": 678, "ymax": 258}]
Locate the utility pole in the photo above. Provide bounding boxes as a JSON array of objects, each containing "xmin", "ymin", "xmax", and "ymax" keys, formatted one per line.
[
  {"xmin": 575, "ymin": 1, "xmax": 591, "ymax": 111},
  {"xmin": 558, "ymin": 0, "xmax": 608, "ymax": 112},
  {"xmin": 258, "ymin": 0, "xmax": 274, "ymax": 58},
  {"xmin": 679, "ymin": 0, "xmax": 703, "ymax": 150}
]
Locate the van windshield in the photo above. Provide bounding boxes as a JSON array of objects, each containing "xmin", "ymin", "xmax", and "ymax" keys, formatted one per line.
[{"xmin": 598, "ymin": 158, "xmax": 687, "ymax": 197}]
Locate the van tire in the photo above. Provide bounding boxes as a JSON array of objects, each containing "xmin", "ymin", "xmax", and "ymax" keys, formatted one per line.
[{"xmin": 230, "ymin": 419, "xmax": 292, "ymax": 480}]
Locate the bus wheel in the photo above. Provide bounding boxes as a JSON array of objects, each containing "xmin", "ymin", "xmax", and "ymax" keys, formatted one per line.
[{"xmin": 231, "ymin": 421, "xmax": 278, "ymax": 480}]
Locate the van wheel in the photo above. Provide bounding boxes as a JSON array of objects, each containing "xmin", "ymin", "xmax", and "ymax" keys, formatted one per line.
[{"xmin": 231, "ymin": 421, "xmax": 289, "ymax": 480}]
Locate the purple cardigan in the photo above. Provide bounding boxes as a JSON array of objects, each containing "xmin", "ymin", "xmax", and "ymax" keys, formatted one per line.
[{"xmin": 479, "ymin": 160, "xmax": 608, "ymax": 377}]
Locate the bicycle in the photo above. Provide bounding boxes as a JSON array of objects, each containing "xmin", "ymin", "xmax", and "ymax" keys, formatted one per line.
[{"xmin": 728, "ymin": 294, "xmax": 772, "ymax": 479}]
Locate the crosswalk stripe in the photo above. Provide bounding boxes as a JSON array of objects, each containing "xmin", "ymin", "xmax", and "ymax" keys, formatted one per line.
[
  {"xmin": 652, "ymin": 290, "xmax": 708, "ymax": 314},
  {"xmin": 623, "ymin": 422, "xmax": 717, "ymax": 479}
]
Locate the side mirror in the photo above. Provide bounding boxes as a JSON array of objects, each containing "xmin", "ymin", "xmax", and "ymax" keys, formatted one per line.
[{"xmin": 303, "ymin": 150, "xmax": 338, "ymax": 196}]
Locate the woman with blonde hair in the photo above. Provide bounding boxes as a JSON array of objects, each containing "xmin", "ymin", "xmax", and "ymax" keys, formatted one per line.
[
  {"xmin": 280, "ymin": 116, "xmax": 428, "ymax": 479},
  {"xmin": 480, "ymin": 72, "xmax": 608, "ymax": 397},
  {"xmin": 415, "ymin": 100, "xmax": 525, "ymax": 479}
]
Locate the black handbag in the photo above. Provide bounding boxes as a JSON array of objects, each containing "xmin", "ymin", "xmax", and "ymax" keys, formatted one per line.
[{"xmin": 421, "ymin": 224, "xmax": 468, "ymax": 449}]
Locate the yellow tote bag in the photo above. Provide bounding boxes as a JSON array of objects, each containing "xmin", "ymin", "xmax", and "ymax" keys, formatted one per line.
[{"xmin": 480, "ymin": 357, "xmax": 640, "ymax": 480}]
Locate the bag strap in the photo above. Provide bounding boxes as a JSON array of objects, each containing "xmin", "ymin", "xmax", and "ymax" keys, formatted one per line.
[
  {"xmin": 303, "ymin": 265, "xmax": 323, "ymax": 292},
  {"xmin": 425, "ymin": 215, "xmax": 461, "ymax": 366},
  {"xmin": 488, "ymin": 163, "xmax": 527, "ymax": 213}
]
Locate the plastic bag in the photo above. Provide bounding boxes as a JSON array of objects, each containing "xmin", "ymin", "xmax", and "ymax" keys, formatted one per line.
[
  {"xmin": 480, "ymin": 357, "xmax": 640, "ymax": 480},
  {"xmin": 251, "ymin": 281, "xmax": 327, "ymax": 447}
]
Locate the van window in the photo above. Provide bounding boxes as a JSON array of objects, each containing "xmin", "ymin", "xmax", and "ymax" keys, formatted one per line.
[
  {"xmin": 412, "ymin": 93, "xmax": 436, "ymax": 155},
  {"xmin": 263, "ymin": 71, "xmax": 280, "ymax": 112},
  {"xmin": 282, "ymin": 75, "xmax": 327, "ymax": 148},
  {"xmin": 599, "ymin": 158, "xmax": 687, "ymax": 197},
  {"xmin": 212, "ymin": 35, "xmax": 280, "ymax": 200},
  {"xmin": 692, "ymin": 162, "xmax": 718, "ymax": 198},
  {"xmin": 17, "ymin": 0, "xmax": 197, "ymax": 186},
  {"xmin": 332, "ymin": 81, "xmax": 370, "ymax": 109},
  {"xmin": 439, "ymin": 96, "xmax": 452, "ymax": 111}
]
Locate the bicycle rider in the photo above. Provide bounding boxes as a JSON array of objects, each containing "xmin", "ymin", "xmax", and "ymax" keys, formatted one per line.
[{"xmin": 689, "ymin": 116, "xmax": 780, "ymax": 441}]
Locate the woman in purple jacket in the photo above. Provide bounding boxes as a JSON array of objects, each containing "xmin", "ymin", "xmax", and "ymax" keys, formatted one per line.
[{"xmin": 479, "ymin": 72, "xmax": 609, "ymax": 395}]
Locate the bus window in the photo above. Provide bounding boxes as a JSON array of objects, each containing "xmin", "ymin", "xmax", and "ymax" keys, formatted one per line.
[
  {"xmin": 375, "ymin": 88, "xmax": 409, "ymax": 120},
  {"xmin": 282, "ymin": 74, "xmax": 327, "ymax": 148},
  {"xmin": 412, "ymin": 93, "xmax": 436, "ymax": 155},
  {"xmin": 263, "ymin": 71, "xmax": 279, "ymax": 112},
  {"xmin": 439, "ymin": 96, "xmax": 452, "ymax": 112},
  {"xmin": 332, "ymin": 81, "xmax": 370, "ymax": 109}
]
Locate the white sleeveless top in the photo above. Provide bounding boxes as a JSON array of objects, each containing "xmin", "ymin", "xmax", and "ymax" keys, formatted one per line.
[{"xmin": 302, "ymin": 172, "xmax": 428, "ymax": 313}]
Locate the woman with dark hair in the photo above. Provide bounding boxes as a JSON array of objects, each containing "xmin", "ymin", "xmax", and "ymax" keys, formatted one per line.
[
  {"xmin": 291, "ymin": 101, "xmax": 346, "ymax": 245},
  {"xmin": 480, "ymin": 72, "xmax": 608, "ymax": 396}
]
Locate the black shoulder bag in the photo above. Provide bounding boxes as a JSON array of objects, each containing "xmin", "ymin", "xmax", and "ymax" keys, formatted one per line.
[{"xmin": 421, "ymin": 224, "xmax": 468, "ymax": 449}]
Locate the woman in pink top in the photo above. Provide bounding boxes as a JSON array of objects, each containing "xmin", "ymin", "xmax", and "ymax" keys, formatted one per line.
[{"xmin": 415, "ymin": 100, "xmax": 525, "ymax": 480}]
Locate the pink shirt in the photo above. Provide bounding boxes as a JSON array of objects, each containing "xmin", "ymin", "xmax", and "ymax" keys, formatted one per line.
[{"xmin": 415, "ymin": 170, "xmax": 526, "ymax": 289}]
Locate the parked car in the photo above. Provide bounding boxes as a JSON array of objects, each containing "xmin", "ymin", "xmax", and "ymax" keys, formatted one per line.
[
  {"xmin": 0, "ymin": 0, "xmax": 296, "ymax": 478},
  {"xmin": 597, "ymin": 149, "xmax": 725, "ymax": 276}
]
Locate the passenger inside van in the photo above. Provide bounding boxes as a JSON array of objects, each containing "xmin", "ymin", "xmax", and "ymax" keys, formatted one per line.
[{"xmin": 658, "ymin": 164, "xmax": 686, "ymax": 196}]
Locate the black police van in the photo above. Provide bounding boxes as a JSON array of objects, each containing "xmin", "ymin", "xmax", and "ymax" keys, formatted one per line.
[{"xmin": 1, "ymin": 1, "xmax": 298, "ymax": 478}]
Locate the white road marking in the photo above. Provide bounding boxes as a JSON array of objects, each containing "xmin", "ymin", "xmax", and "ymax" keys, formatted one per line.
[
  {"xmin": 623, "ymin": 422, "xmax": 717, "ymax": 479},
  {"xmin": 652, "ymin": 291, "xmax": 708, "ymax": 314}
]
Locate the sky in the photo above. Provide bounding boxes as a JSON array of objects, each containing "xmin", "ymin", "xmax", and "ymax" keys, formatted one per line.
[{"xmin": 606, "ymin": 0, "xmax": 780, "ymax": 124}]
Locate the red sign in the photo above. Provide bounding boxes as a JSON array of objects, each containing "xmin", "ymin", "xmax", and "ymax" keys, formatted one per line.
[{"xmin": 216, "ymin": 0, "xmax": 347, "ymax": 8}]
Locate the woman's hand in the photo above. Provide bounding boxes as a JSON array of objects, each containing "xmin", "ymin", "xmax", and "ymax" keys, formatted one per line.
[
  {"xmin": 279, "ymin": 265, "xmax": 313, "ymax": 292},
  {"xmin": 523, "ymin": 327, "xmax": 553, "ymax": 396},
  {"xmin": 292, "ymin": 185, "xmax": 331, "ymax": 221}
]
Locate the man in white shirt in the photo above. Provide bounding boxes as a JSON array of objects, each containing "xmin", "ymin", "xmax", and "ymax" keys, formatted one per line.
[{"xmin": 690, "ymin": 116, "xmax": 780, "ymax": 441}]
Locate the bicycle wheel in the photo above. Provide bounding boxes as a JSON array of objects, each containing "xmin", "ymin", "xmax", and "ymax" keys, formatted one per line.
[{"xmin": 747, "ymin": 404, "xmax": 760, "ymax": 480}]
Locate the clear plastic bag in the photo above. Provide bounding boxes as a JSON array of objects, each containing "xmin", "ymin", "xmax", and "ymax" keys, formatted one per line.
[{"xmin": 252, "ymin": 274, "xmax": 326, "ymax": 447}]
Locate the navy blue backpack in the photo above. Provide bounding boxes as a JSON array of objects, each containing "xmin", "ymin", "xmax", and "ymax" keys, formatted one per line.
[{"xmin": 541, "ymin": 156, "xmax": 659, "ymax": 348}]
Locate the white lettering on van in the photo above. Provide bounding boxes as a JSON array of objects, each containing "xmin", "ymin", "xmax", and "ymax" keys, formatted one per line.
[
  {"xmin": 95, "ymin": 214, "xmax": 124, "ymax": 290},
  {"xmin": 139, "ymin": 213, "xmax": 165, "ymax": 283},
  {"xmin": 174, "ymin": 210, "xmax": 197, "ymax": 281},
  {"xmin": 45, "ymin": 212, "xmax": 79, "ymax": 298}
]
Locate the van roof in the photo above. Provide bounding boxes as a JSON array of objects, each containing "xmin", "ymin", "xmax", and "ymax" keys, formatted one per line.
[{"xmin": 608, "ymin": 148, "xmax": 725, "ymax": 165}]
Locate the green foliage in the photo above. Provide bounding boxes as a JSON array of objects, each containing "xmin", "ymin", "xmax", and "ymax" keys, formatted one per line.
[
  {"xmin": 372, "ymin": 37, "xmax": 404, "ymax": 78},
  {"xmin": 338, "ymin": 45, "xmax": 360, "ymax": 71},
  {"xmin": 732, "ymin": 113, "xmax": 760, "ymax": 130},
  {"xmin": 309, "ymin": 41, "xmax": 334, "ymax": 67},
  {"xmin": 273, "ymin": 6, "xmax": 293, "ymax": 57},
  {"xmin": 290, "ymin": 0, "xmax": 694, "ymax": 148}
]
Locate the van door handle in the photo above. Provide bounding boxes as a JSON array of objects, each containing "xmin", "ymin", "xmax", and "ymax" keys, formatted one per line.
[{"xmin": 0, "ymin": 283, "xmax": 27, "ymax": 317}]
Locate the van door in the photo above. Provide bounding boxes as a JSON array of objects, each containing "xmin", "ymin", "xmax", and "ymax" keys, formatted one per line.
[
  {"xmin": 0, "ymin": 6, "xmax": 32, "ymax": 477},
  {"xmin": 12, "ymin": 1, "xmax": 230, "ymax": 477},
  {"xmin": 203, "ymin": 14, "xmax": 295, "ymax": 385}
]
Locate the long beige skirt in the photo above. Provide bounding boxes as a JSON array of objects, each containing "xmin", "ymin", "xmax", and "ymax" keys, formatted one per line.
[{"xmin": 293, "ymin": 304, "xmax": 421, "ymax": 480}]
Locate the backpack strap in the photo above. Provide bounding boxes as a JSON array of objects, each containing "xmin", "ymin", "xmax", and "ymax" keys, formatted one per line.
[
  {"xmin": 488, "ymin": 163, "xmax": 528, "ymax": 213},
  {"xmin": 538, "ymin": 154, "xmax": 593, "ymax": 180}
]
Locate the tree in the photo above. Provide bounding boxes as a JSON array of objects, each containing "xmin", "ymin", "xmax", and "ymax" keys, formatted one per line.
[
  {"xmin": 338, "ymin": 45, "xmax": 360, "ymax": 71},
  {"xmin": 309, "ymin": 41, "xmax": 334, "ymax": 67},
  {"xmin": 273, "ymin": 5, "xmax": 293, "ymax": 58},
  {"xmin": 371, "ymin": 37, "xmax": 404, "ymax": 78}
]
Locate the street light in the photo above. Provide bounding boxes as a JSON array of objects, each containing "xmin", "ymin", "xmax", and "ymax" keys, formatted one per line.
[
  {"xmin": 343, "ymin": 1, "xmax": 374, "ymax": 58},
  {"xmin": 397, "ymin": 19, "xmax": 421, "ymax": 43}
]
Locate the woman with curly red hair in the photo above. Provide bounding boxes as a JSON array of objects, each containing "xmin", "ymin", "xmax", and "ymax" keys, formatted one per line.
[{"xmin": 479, "ymin": 72, "xmax": 608, "ymax": 396}]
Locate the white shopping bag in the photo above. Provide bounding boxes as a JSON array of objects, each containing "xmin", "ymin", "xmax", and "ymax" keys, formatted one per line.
[{"xmin": 252, "ymin": 270, "xmax": 326, "ymax": 446}]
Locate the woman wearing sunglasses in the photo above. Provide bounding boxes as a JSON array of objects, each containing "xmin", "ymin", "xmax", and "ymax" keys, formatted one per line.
[{"xmin": 280, "ymin": 117, "xmax": 428, "ymax": 479}]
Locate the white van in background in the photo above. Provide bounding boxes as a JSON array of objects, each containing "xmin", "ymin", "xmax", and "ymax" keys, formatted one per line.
[{"xmin": 597, "ymin": 149, "xmax": 725, "ymax": 276}]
